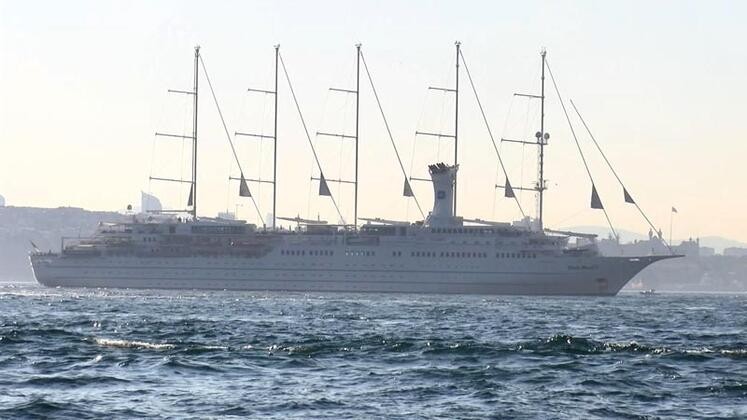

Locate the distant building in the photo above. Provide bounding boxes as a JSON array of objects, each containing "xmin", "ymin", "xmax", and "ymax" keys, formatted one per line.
[
  {"xmin": 700, "ymin": 246, "xmax": 715, "ymax": 257},
  {"xmin": 724, "ymin": 247, "xmax": 747, "ymax": 257},
  {"xmin": 674, "ymin": 238, "xmax": 700, "ymax": 258}
]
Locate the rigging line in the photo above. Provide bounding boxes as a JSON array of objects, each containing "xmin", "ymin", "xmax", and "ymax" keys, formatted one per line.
[
  {"xmin": 198, "ymin": 55, "xmax": 265, "ymax": 226},
  {"xmin": 359, "ymin": 50, "xmax": 426, "ymax": 219},
  {"xmin": 458, "ymin": 49, "xmax": 526, "ymax": 219},
  {"xmin": 570, "ymin": 100, "xmax": 673, "ymax": 251},
  {"xmin": 277, "ymin": 52, "xmax": 346, "ymax": 224},
  {"xmin": 544, "ymin": 59, "xmax": 618, "ymax": 240}
]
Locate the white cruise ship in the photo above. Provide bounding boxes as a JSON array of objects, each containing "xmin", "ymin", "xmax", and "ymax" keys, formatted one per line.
[
  {"xmin": 30, "ymin": 45, "xmax": 678, "ymax": 295},
  {"xmin": 30, "ymin": 163, "xmax": 675, "ymax": 295}
]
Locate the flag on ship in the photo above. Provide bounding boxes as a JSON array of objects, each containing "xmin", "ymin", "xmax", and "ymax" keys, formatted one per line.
[
  {"xmin": 318, "ymin": 173, "xmax": 331, "ymax": 196},
  {"xmin": 623, "ymin": 188, "xmax": 635, "ymax": 204},
  {"xmin": 403, "ymin": 178, "xmax": 414, "ymax": 197},
  {"xmin": 504, "ymin": 179, "xmax": 516, "ymax": 198},
  {"xmin": 239, "ymin": 174, "xmax": 252, "ymax": 197},
  {"xmin": 591, "ymin": 185, "xmax": 604, "ymax": 209}
]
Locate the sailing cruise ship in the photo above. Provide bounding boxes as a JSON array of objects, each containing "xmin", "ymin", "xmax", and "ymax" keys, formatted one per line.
[{"xmin": 30, "ymin": 44, "xmax": 678, "ymax": 296}]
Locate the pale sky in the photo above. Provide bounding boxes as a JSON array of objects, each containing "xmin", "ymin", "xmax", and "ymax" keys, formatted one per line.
[{"xmin": 1, "ymin": 0, "xmax": 746, "ymax": 241}]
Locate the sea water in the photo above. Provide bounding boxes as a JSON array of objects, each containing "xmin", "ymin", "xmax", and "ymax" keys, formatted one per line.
[{"xmin": 0, "ymin": 283, "xmax": 744, "ymax": 419}]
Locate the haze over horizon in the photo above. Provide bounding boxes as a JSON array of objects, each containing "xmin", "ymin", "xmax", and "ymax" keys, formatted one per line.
[{"xmin": 2, "ymin": 0, "xmax": 745, "ymax": 242}]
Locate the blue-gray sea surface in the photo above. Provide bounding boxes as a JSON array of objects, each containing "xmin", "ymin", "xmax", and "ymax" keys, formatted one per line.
[{"xmin": 0, "ymin": 283, "xmax": 745, "ymax": 419}]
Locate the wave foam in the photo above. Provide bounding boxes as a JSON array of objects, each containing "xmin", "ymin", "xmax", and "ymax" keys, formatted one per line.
[{"xmin": 94, "ymin": 337, "xmax": 174, "ymax": 350}]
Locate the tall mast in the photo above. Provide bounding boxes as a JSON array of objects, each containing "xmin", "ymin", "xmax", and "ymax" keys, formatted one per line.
[
  {"xmin": 537, "ymin": 49, "xmax": 547, "ymax": 231},
  {"xmin": 354, "ymin": 44, "xmax": 361, "ymax": 228},
  {"xmin": 192, "ymin": 46, "xmax": 200, "ymax": 219},
  {"xmin": 272, "ymin": 45, "xmax": 279, "ymax": 229},
  {"xmin": 453, "ymin": 41, "xmax": 460, "ymax": 216},
  {"xmin": 317, "ymin": 45, "xmax": 361, "ymax": 227}
]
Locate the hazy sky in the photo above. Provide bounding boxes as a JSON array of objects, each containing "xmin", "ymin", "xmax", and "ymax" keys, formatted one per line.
[{"xmin": 1, "ymin": 0, "xmax": 746, "ymax": 241}]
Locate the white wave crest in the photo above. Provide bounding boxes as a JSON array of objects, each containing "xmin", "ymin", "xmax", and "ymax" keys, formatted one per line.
[{"xmin": 94, "ymin": 337, "xmax": 175, "ymax": 350}]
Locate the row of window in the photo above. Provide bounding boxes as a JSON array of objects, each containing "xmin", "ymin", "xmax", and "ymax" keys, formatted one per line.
[
  {"xmin": 280, "ymin": 249, "xmax": 334, "ymax": 257},
  {"xmin": 497, "ymin": 252, "xmax": 538, "ymax": 259},
  {"xmin": 405, "ymin": 250, "xmax": 539, "ymax": 259},
  {"xmin": 345, "ymin": 250, "xmax": 376, "ymax": 257},
  {"xmin": 278, "ymin": 249, "xmax": 539, "ymax": 259},
  {"xmin": 430, "ymin": 227, "xmax": 521, "ymax": 236}
]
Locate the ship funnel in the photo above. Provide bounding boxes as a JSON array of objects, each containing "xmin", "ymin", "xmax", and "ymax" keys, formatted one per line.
[{"xmin": 425, "ymin": 163, "xmax": 459, "ymax": 227}]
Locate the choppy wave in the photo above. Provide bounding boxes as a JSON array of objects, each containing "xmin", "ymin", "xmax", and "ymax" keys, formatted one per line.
[{"xmin": 0, "ymin": 284, "xmax": 745, "ymax": 418}]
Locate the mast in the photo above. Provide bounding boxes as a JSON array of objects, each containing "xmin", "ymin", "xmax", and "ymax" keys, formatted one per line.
[
  {"xmin": 453, "ymin": 41, "xmax": 460, "ymax": 216},
  {"xmin": 316, "ymin": 45, "xmax": 361, "ymax": 227},
  {"xmin": 272, "ymin": 45, "xmax": 279, "ymax": 229},
  {"xmin": 354, "ymin": 44, "xmax": 361, "ymax": 228},
  {"xmin": 192, "ymin": 46, "xmax": 200, "ymax": 219},
  {"xmin": 538, "ymin": 49, "xmax": 546, "ymax": 231}
]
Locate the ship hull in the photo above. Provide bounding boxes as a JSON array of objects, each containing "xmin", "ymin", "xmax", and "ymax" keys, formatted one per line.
[{"xmin": 30, "ymin": 254, "xmax": 672, "ymax": 296}]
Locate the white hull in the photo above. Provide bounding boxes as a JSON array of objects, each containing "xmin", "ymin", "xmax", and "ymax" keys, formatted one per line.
[{"xmin": 30, "ymin": 254, "xmax": 669, "ymax": 296}]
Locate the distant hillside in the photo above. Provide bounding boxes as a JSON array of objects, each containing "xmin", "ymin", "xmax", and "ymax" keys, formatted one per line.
[
  {"xmin": 564, "ymin": 225, "xmax": 747, "ymax": 253},
  {"xmin": 0, "ymin": 206, "xmax": 129, "ymax": 282}
]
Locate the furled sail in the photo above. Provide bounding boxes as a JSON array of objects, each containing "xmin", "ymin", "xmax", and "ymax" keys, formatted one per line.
[
  {"xmin": 239, "ymin": 174, "xmax": 252, "ymax": 197},
  {"xmin": 403, "ymin": 178, "xmax": 414, "ymax": 197},
  {"xmin": 504, "ymin": 179, "xmax": 516, "ymax": 198},
  {"xmin": 318, "ymin": 173, "xmax": 331, "ymax": 196},
  {"xmin": 623, "ymin": 188, "xmax": 635, "ymax": 204},
  {"xmin": 590, "ymin": 185, "xmax": 604, "ymax": 209}
]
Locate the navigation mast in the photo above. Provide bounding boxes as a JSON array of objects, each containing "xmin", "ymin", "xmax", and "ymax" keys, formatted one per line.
[{"xmin": 502, "ymin": 48, "xmax": 550, "ymax": 231}]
